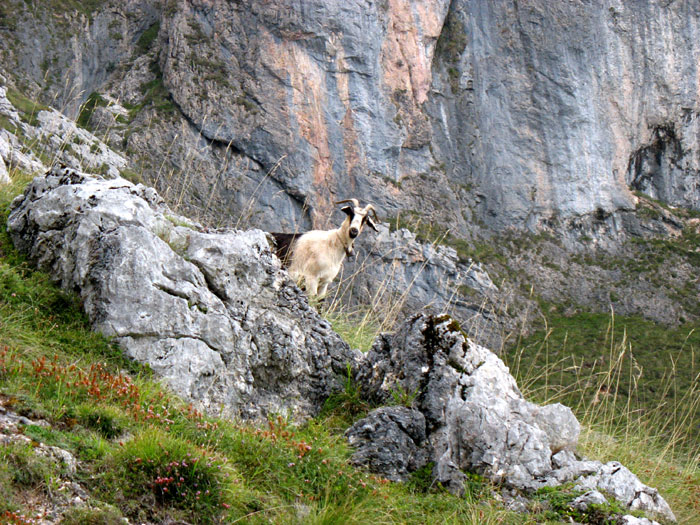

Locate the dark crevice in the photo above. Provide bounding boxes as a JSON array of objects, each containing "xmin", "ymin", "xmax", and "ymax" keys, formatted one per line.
[
  {"xmin": 626, "ymin": 124, "xmax": 690, "ymax": 207},
  {"xmin": 433, "ymin": 0, "xmax": 467, "ymax": 70},
  {"xmin": 185, "ymin": 259, "xmax": 229, "ymax": 307},
  {"xmin": 170, "ymin": 95, "xmax": 263, "ymax": 170},
  {"xmin": 116, "ymin": 332, "xmax": 224, "ymax": 356},
  {"xmin": 153, "ymin": 282, "xmax": 190, "ymax": 301}
]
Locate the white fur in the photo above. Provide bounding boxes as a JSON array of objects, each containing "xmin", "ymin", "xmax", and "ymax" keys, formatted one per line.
[{"xmin": 287, "ymin": 203, "xmax": 375, "ymax": 297}]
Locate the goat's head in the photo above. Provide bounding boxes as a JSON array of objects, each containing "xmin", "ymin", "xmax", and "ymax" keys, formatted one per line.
[{"xmin": 334, "ymin": 199, "xmax": 379, "ymax": 256}]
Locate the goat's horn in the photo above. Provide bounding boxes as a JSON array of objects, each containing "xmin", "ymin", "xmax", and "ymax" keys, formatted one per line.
[
  {"xmin": 363, "ymin": 204, "xmax": 379, "ymax": 221},
  {"xmin": 334, "ymin": 198, "xmax": 360, "ymax": 208}
]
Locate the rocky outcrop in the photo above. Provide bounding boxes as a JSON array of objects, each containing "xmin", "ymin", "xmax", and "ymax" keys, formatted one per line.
[
  {"xmin": 349, "ymin": 313, "xmax": 675, "ymax": 522},
  {"xmin": 345, "ymin": 406, "xmax": 429, "ymax": 482},
  {"xmin": 337, "ymin": 224, "xmax": 515, "ymax": 350},
  {"xmin": 7, "ymin": 167, "xmax": 360, "ymax": 421},
  {"xmin": 0, "ymin": 78, "xmax": 128, "ymax": 181},
  {"xmin": 0, "ymin": 150, "xmax": 9, "ymax": 184}
]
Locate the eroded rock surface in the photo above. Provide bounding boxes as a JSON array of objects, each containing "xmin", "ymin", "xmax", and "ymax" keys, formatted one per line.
[
  {"xmin": 8, "ymin": 167, "xmax": 360, "ymax": 421},
  {"xmin": 345, "ymin": 406, "xmax": 429, "ymax": 482},
  {"xmin": 337, "ymin": 224, "xmax": 511, "ymax": 350},
  {"xmin": 350, "ymin": 313, "xmax": 675, "ymax": 522}
]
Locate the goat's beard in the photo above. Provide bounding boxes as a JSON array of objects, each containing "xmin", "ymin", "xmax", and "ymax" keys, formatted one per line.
[{"xmin": 345, "ymin": 246, "xmax": 354, "ymax": 257}]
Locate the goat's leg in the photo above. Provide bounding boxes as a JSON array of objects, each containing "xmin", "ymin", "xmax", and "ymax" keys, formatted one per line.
[
  {"xmin": 318, "ymin": 280, "xmax": 329, "ymax": 297},
  {"xmin": 305, "ymin": 276, "xmax": 319, "ymax": 297}
]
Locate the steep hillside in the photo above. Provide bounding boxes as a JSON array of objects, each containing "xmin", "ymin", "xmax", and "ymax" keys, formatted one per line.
[
  {"xmin": 1, "ymin": 2, "xmax": 699, "ymax": 522},
  {"xmin": 0, "ymin": 0, "xmax": 699, "ymax": 432}
]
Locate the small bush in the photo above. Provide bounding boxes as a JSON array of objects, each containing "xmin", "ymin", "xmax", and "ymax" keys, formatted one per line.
[
  {"xmin": 1, "ymin": 443, "xmax": 57, "ymax": 489},
  {"xmin": 320, "ymin": 364, "xmax": 371, "ymax": 427},
  {"xmin": 530, "ymin": 484, "xmax": 641, "ymax": 524},
  {"xmin": 77, "ymin": 404, "xmax": 126, "ymax": 439},
  {"xmin": 100, "ymin": 429, "xmax": 232, "ymax": 522},
  {"xmin": 0, "ymin": 461, "xmax": 18, "ymax": 513},
  {"xmin": 136, "ymin": 22, "xmax": 160, "ymax": 55}
]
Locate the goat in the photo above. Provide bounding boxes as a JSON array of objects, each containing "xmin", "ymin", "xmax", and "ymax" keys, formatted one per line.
[{"xmin": 270, "ymin": 199, "xmax": 379, "ymax": 297}]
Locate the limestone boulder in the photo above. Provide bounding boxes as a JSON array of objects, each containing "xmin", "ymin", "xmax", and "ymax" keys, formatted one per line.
[
  {"xmin": 8, "ymin": 167, "xmax": 360, "ymax": 421},
  {"xmin": 350, "ymin": 313, "xmax": 675, "ymax": 522}
]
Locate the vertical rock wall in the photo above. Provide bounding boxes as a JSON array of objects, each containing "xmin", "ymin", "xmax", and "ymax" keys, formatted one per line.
[
  {"xmin": 158, "ymin": 0, "xmax": 450, "ymax": 228},
  {"xmin": 431, "ymin": 0, "xmax": 700, "ymax": 229},
  {"xmin": 3, "ymin": 0, "xmax": 700, "ymax": 234}
]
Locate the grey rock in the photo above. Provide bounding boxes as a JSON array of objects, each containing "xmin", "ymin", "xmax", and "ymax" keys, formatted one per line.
[
  {"xmin": 4, "ymin": 1, "xmax": 700, "ymax": 238},
  {"xmin": 158, "ymin": 0, "xmax": 451, "ymax": 228},
  {"xmin": 551, "ymin": 449, "xmax": 577, "ymax": 470},
  {"xmin": 502, "ymin": 492, "xmax": 529, "ymax": 514},
  {"xmin": 61, "ymin": 481, "xmax": 90, "ymax": 502},
  {"xmin": 0, "ymin": 85, "xmax": 20, "ymax": 125},
  {"xmin": 88, "ymin": 105, "xmax": 118, "ymax": 133},
  {"xmin": 1, "ymin": 0, "xmax": 698, "ymax": 335},
  {"xmin": 356, "ymin": 313, "xmax": 579, "ymax": 493},
  {"xmin": 34, "ymin": 109, "xmax": 127, "ymax": 178},
  {"xmin": 620, "ymin": 516, "xmax": 662, "ymax": 525},
  {"xmin": 430, "ymin": 0, "xmax": 700, "ymax": 229},
  {"xmin": 627, "ymin": 123, "xmax": 700, "ymax": 211},
  {"xmin": 335, "ymin": 224, "xmax": 509, "ymax": 350},
  {"xmin": 523, "ymin": 403, "xmax": 581, "ymax": 455},
  {"xmin": 0, "ymin": 77, "xmax": 129, "ymax": 181},
  {"xmin": 0, "ymin": 129, "xmax": 44, "ymax": 175},
  {"xmin": 345, "ymin": 406, "xmax": 429, "ymax": 482},
  {"xmin": 571, "ymin": 490, "xmax": 608, "ymax": 511},
  {"xmin": 8, "ymin": 167, "xmax": 360, "ymax": 421},
  {"xmin": 352, "ymin": 313, "xmax": 675, "ymax": 521},
  {"xmin": 0, "ymin": 153, "xmax": 8, "ymax": 184},
  {"xmin": 36, "ymin": 444, "xmax": 78, "ymax": 476},
  {"xmin": 0, "ymin": 404, "xmax": 50, "ymax": 432},
  {"xmin": 575, "ymin": 461, "xmax": 676, "ymax": 523}
]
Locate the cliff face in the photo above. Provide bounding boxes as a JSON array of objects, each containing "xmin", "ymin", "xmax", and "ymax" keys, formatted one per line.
[
  {"xmin": 156, "ymin": 0, "xmax": 451, "ymax": 229},
  {"xmin": 430, "ymin": 0, "xmax": 700, "ymax": 230},
  {"xmin": 2, "ymin": 0, "xmax": 699, "ymax": 234}
]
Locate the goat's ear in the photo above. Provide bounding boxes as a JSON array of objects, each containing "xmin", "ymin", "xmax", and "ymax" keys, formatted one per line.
[
  {"xmin": 340, "ymin": 206, "xmax": 354, "ymax": 217},
  {"xmin": 365, "ymin": 216, "xmax": 379, "ymax": 232}
]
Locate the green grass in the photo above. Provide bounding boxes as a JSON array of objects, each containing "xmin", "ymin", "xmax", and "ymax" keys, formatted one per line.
[
  {"xmin": 387, "ymin": 210, "xmax": 505, "ymax": 265},
  {"xmin": 77, "ymin": 91, "xmax": 109, "ymax": 129},
  {"xmin": 504, "ymin": 309, "xmax": 700, "ymax": 523},
  {"xmin": 20, "ymin": 0, "xmax": 106, "ymax": 18},
  {"xmin": 122, "ymin": 60, "xmax": 177, "ymax": 121},
  {"xmin": 5, "ymin": 87, "xmax": 48, "ymax": 127},
  {"xmin": 506, "ymin": 309, "xmax": 700, "ymax": 445},
  {"xmin": 136, "ymin": 21, "xmax": 160, "ymax": 55}
]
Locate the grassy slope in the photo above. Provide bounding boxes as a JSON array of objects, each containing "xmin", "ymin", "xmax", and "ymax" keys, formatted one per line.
[
  {"xmin": 504, "ymin": 309, "xmax": 700, "ymax": 523},
  {"xmin": 506, "ymin": 310, "xmax": 700, "ymax": 444},
  {"xmin": 1, "ymin": 173, "xmax": 698, "ymax": 523}
]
